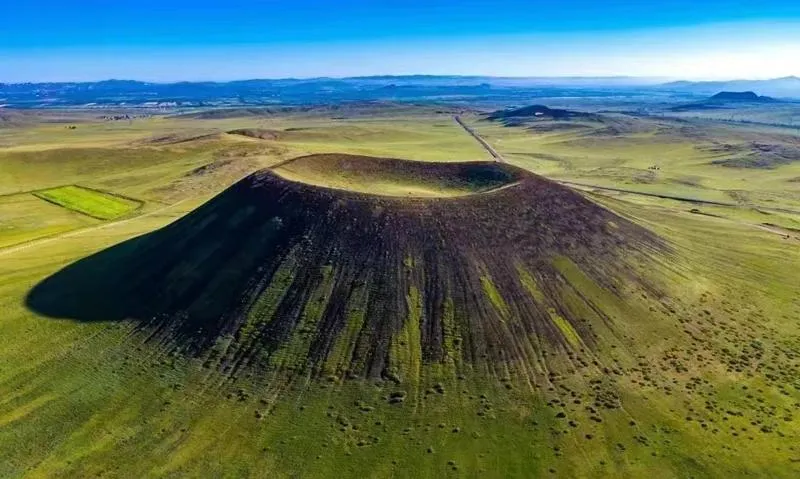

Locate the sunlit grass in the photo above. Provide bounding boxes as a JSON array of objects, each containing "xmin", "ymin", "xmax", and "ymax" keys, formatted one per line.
[{"xmin": 34, "ymin": 185, "xmax": 141, "ymax": 220}]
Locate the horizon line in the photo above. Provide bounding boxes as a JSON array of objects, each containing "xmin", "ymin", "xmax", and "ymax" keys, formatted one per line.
[{"xmin": 3, "ymin": 74, "xmax": 800, "ymax": 85}]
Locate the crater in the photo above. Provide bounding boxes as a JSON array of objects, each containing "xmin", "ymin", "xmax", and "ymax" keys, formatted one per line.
[{"xmin": 271, "ymin": 154, "xmax": 522, "ymax": 197}]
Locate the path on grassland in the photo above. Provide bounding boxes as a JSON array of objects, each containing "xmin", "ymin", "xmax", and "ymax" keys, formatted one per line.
[{"xmin": 454, "ymin": 115, "xmax": 505, "ymax": 162}]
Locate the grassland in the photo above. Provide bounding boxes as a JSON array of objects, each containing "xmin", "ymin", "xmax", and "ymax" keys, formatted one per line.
[
  {"xmin": 0, "ymin": 105, "xmax": 799, "ymax": 478},
  {"xmin": 0, "ymin": 193, "xmax": 99, "ymax": 248},
  {"xmin": 33, "ymin": 185, "xmax": 141, "ymax": 220},
  {"xmin": 462, "ymin": 113, "xmax": 800, "ymax": 212},
  {"xmin": 0, "ymin": 109, "xmax": 487, "ymax": 251}
]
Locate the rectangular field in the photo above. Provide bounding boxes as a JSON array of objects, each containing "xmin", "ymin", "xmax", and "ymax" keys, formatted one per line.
[{"xmin": 33, "ymin": 185, "xmax": 141, "ymax": 220}]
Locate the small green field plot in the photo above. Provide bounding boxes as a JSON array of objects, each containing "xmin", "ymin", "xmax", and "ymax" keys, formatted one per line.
[{"xmin": 33, "ymin": 185, "xmax": 142, "ymax": 220}]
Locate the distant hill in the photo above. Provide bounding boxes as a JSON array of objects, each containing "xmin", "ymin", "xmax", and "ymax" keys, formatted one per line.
[
  {"xmin": 662, "ymin": 76, "xmax": 800, "ymax": 98},
  {"xmin": 0, "ymin": 76, "xmax": 670, "ymax": 108},
  {"xmin": 709, "ymin": 91, "xmax": 775, "ymax": 102},
  {"xmin": 487, "ymin": 104, "xmax": 593, "ymax": 121},
  {"xmin": 670, "ymin": 91, "xmax": 782, "ymax": 112}
]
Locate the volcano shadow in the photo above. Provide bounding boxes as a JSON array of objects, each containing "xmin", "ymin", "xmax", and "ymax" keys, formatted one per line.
[
  {"xmin": 24, "ymin": 178, "xmax": 304, "ymax": 354},
  {"xmin": 25, "ymin": 232, "xmax": 154, "ymax": 323},
  {"xmin": 23, "ymin": 225, "xmax": 255, "ymax": 354}
]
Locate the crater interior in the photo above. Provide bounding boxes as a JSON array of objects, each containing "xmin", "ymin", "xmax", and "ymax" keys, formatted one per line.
[{"xmin": 271, "ymin": 153, "xmax": 521, "ymax": 197}]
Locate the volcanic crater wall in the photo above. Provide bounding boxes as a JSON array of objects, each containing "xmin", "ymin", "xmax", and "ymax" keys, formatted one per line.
[{"xmin": 28, "ymin": 155, "xmax": 664, "ymax": 381}]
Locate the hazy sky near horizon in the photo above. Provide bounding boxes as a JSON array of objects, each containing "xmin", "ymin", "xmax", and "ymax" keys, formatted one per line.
[{"xmin": 2, "ymin": 0, "xmax": 800, "ymax": 82}]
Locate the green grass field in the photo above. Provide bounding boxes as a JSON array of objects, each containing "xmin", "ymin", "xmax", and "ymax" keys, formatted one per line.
[
  {"xmin": 33, "ymin": 186, "xmax": 142, "ymax": 220},
  {"xmin": 0, "ymin": 106, "xmax": 798, "ymax": 477},
  {"xmin": 0, "ymin": 193, "xmax": 99, "ymax": 248}
]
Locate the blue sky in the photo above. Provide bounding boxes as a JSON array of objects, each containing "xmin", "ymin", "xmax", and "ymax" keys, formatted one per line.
[{"xmin": 2, "ymin": 0, "xmax": 800, "ymax": 82}]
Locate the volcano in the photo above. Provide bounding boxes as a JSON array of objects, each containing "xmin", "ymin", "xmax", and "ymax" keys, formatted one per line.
[{"xmin": 28, "ymin": 154, "xmax": 664, "ymax": 382}]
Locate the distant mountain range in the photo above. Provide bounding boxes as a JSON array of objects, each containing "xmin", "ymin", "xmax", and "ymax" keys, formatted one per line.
[{"xmin": 1, "ymin": 76, "xmax": 798, "ymax": 108}]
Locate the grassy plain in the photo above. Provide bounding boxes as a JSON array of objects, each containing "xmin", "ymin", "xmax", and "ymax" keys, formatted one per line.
[
  {"xmin": 0, "ymin": 106, "xmax": 799, "ymax": 477},
  {"xmin": 463, "ymin": 113, "xmax": 800, "ymax": 211},
  {"xmin": 0, "ymin": 194, "xmax": 99, "ymax": 248},
  {"xmin": 33, "ymin": 185, "xmax": 141, "ymax": 220},
  {"xmin": 0, "ymin": 109, "xmax": 489, "ymax": 247}
]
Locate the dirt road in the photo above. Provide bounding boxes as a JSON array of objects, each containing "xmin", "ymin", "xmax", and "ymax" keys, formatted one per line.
[{"xmin": 454, "ymin": 116, "xmax": 505, "ymax": 162}]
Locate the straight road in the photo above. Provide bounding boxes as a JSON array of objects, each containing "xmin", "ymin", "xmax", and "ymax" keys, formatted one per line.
[{"xmin": 454, "ymin": 116, "xmax": 505, "ymax": 163}]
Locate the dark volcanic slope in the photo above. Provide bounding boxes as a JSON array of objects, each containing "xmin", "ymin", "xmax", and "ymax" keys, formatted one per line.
[{"xmin": 29, "ymin": 154, "xmax": 663, "ymax": 381}]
